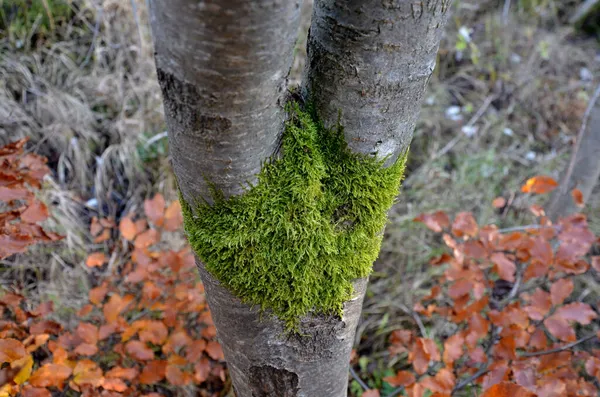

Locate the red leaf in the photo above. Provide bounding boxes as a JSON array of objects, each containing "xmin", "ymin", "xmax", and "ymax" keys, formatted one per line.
[
  {"xmin": 452, "ymin": 212, "xmax": 478, "ymax": 238},
  {"xmin": 362, "ymin": 391, "xmax": 380, "ymax": 397},
  {"xmin": 521, "ymin": 176, "xmax": 558, "ymax": 194},
  {"xmin": 144, "ymin": 194, "xmax": 165, "ymax": 227},
  {"xmin": 125, "ymin": 340, "xmax": 154, "ymax": 361},
  {"xmin": 139, "ymin": 360, "xmax": 166, "ymax": 384},
  {"xmin": 554, "ymin": 302, "xmax": 597, "ymax": 325},
  {"xmin": 384, "ymin": 370, "xmax": 415, "ymax": 387},
  {"xmin": 443, "ymin": 334, "xmax": 464, "ymax": 366},
  {"xmin": 414, "ymin": 211, "xmax": 450, "ymax": 233},
  {"xmin": 21, "ymin": 201, "xmax": 49, "ymax": 223},
  {"xmin": 481, "ymin": 382, "xmax": 535, "ymax": 397},
  {"xmin": 490, "ymin": 252, "xmax": 516, "ymax": 282},
  {"xmin": 571, "ymin": 188, "xmax": 584, "ymax": 207},
  {"xmin": 544, "ymin": 314, "xmax": 576, "ymax": 342},
  {"xmin": 205, "ymin": 341, "xmax": 224, "ymax": 361},
  {"xmin": 410, "ymin": 338, "xmax": 440, "ymax": 375},
  {"xmin": 550, "ymin": 278, "xmax": 573, "ymax": 306},
  {"xmin": 119, "ymin": 216, "xmax": 138, "ymax": 241},
  {"xmin": 29, "ymin": 364, "xmax": 72, "ymax": 388}
]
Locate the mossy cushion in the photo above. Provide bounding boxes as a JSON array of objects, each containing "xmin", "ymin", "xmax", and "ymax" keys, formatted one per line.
[{"xmin": 181, "ymin": 103, "xmax": 406, "ymax": 330}]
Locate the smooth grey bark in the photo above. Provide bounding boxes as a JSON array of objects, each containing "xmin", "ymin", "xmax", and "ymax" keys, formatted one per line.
[
  {"xmin": 150, "ymin": 1, "xmax": 450, "ymax": 396},
  {"xmin": 149, "ymin": 0, "xmax": 302, "ymax": 205},
  {"xmin": 547, "ymin": 85, "xmax": 600, "ymax": 220},
  {"xmin": 303, "ymin": 0, "xmax": 451, "ymax": 163}
]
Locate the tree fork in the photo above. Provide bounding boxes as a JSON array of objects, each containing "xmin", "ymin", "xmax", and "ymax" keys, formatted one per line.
[{"xmin": 149, "ymin": 1, "xmax": 451, "ymax": 396}]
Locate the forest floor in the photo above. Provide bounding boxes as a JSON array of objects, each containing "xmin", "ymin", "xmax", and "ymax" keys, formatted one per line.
[{"xmin": 1, "ymin": 0, "xmax": 599, "ymax": 396}]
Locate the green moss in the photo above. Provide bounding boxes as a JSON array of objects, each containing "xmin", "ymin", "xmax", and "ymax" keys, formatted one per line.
[{"xmin": 181, "ymin": 103, "xmax": 406, "ymax": 330}]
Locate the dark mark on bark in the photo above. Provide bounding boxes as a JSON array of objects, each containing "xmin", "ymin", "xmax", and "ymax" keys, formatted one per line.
[
  {"xmin": 249, "ymin": 365, "xmax": 299, "ymax": 397},
  {"xmin": 156, "ymin": 68, "xmax": 230, "ymax": 136}
]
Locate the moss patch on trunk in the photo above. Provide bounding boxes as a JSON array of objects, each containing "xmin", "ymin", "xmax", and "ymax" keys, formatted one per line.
[{"xmin": 181, "ymin": 103, "xmax": 406, "ymax": 330}]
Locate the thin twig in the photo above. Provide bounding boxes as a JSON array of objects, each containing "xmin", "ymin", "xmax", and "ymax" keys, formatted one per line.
[
  {"xmin": 349, "ymin": 367, "xmax": 369, "ymax": 391},
  {"xmin": 397, "ymin": 303, "xmax": 428, "ymax": 338},
  {"xmin": 434, "ymin": 95, "xmax": 497, "ymax": 159},
  {"xmin": 521, "ymin": 333, "xmax": 597, "ymax": 357},
  {"xmin": 496, "ymin": 224, "xmax": 557, "ymax": 233},
  {"xmin": 385, "ymin": 386, "xmax": 405, "ymax": 397},
  {"xmin": 452, "ymin": 361, "xmax": 491, "ymax": 394}
]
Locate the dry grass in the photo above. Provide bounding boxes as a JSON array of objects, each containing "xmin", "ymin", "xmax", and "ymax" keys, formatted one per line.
[{"xmin": 1, "ymin": 0, "xmax": 599, "ymax": 393}]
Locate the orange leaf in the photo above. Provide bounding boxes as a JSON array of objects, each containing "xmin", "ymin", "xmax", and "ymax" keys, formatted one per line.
[
  {"xmin": 420, "ymin": 368, "xmax": 455, "ymax": 394},
  {"xmin": 134, "ymin": 229, "xmax": 160, "ymax": 249},
  {"xmin": 165, "ymin": 364, "xmax": 193, "ymax": 386},
  {"xmin": 102, "ymin": 377, "xmax": 128, "ymax": 392},
  {"xmin": 119, "ymin": 216, "xmax": 138, "ymax": 241},
  {"xmin": 413, "ymin": 211, "xmax": 450, "ymax": 233},
  {"xmin": 89, "ymin": 283, "xmax": 108, "ymax": 306},
  {"xmin": 21, "ymin": 387, "xmax": 51, "ymax": 397},
  {"xmin": 138, "ymin": 321, "xmax": 168, "ymax": 345},
  {"xmin": 144, "ymin": 194, "xmax": 165, "ymax": 227},
  {"xmin": 362, "ymin": 391, "xmax": 381, "ymax": 397},
  {"xmin": 72, "ymin": 359, "xmax": 103, "ymax": 387},
  {"xmin": 492, "ymin": 197, "xmax": 507, "ymax": 209},
  {"xmin": 571, "ymin": 188, "xmax": 584, "ymax": 207},
  {"xmin": 163, "ymin": 201, "xmax": 183, "ymax": 231},
  {"xmin": 585, "ymin": 357, "xmax": 600, "ymax": 379},
  {"xmin": 29, "ymin": 364, "xmax": 72, "ymax": 388},
  {"xmin": 384, "ymin": 370, "xmax": 415, "ymax": 387},
  {"xmin": 0, "ymin": 338, "xmax": 27, "ymax": 364},
  {"xmin": 194, "ymin": 357, "xmax": 211, "ymax": 384},
  {"xmin": 410, "ymin": 338, "xmax": 440, "ymax": 375},
  {"xmin": 73, "ymin": 343, "xmax": 98, "ymax": 356},
  {"xmin": 550, "ymin": 278, "xmax": 573, "ymax": 306},
  {"xmin": 139, "ymin": 360, "xmax": 166, "ymax": 384},
  {"xmin": 105, "ymin": 366, "xmax": 138, "ymax": 381},
  {"xmin": 21, "ymin": 201, "xmax": 49, "ymax": 223},
  {"xmin": 103, "ymin": 294, "xmax": 133, "ymax": 324},
  {"xmin": 481, "ymin": 382, "xmax": 535, "ymax": 397},
  {"xmin": 521, "ymin": 175, "xmax": 558, "ymax": 194},
  {"xmin": 205, "ymin": 341, "xmax": 224, "ymax": 361},
  {"xmin": 452, "ymin": 212, "xmax": 478, "ymax": 238},
  {"xmin": 76, "ymin": 323, "xmax": 99, "ymax": 345},
  {"xmin": 443, "ymin": 334, "xmax": 464, "ymax": 366},
  {"xmin": 125, "ymin": 340, "xmax": 154, "ymax": 361},
  {"xmin": 85, "ymin": 252, "xmax": 107, "ymax": 268}
]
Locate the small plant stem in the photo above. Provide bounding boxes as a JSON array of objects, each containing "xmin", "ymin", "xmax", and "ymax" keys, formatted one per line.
[{"xmin": 349, "ymin": 367, "xmax": 369, "ymax": 391}]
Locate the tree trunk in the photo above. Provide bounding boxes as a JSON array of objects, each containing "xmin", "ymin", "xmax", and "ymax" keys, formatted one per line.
[
  {"xmin": 149, "ymin": 1, "xmax": 451, "ymax": 396},
  {"xmin": 547, "ymin": 85, "xmax": 600, "ymax": 221}
]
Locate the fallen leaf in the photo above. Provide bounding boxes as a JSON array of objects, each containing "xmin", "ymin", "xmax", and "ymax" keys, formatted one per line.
[
  {"xmin": 452, "ymin": 212, "xmax": 478, "ymax": 238},
  {"xmin": 383, "ymin": 370, "xmax": 415, "ymax": 387},
  {"xmin": 550, "ymin": 278, "xmax": 573, "ymax": 306},
  {"xmin": 571, "ymin": 188, "xmax": 584, "ymax": 207},
  {"xmin": 413, "ymin": 211, "xmax": 450, "ymax": 233},
  {"xmin": 119, "ymin": 216, "xmax": 138, "ymax": 241},
  {"xmin": 21, "ymin": 201, "xmax": 49, "ymax": 223},
  {"xmin": 139, "ymin": 360, "xmax": 166, "ymax": 384},
  {"xmin": 481, "ymin": 382, "xmax": 535, "ymax": 397},
  {"xmin": 86, "ymin": 252, "xmax": 107, "ymax": 268},
  {"xmin": 125, "ymin": 341, "xmax": 154, "ymax": 361},
  {"xmin": 205, "ymin": 341, "xmax": 224, "ymax": 361},
  {"xmin": 492, "ymin": 197, "xmax": 507, "ymax": 208},
  {"xmin": 144, "ymin": 194, "xmax": 165, "ymax": 227},
  {"xmin": 163, "ymin": 201, "xmax": 183, "ymax": 231},
  {"xmin": 521, "ymin": 176, "xmax": 558, "ymax": 194},
  {"xmin": 29, "ymin": 364, "xmax": 72, "ymax": 388}
]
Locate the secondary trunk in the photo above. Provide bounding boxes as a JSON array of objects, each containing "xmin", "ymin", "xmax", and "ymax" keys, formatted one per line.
[
  {"xmin": 547, "ymin": 85, "xmax": 600, "ymax": 220},
  {"xmin": 150, "ymin": 1, "xmax": 451, "ymax": 396}
]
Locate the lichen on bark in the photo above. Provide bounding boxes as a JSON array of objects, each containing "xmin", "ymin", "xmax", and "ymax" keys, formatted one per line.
[{"xmin": 180, "ymin": 103, "xmax": 406, "ymax": 330}]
